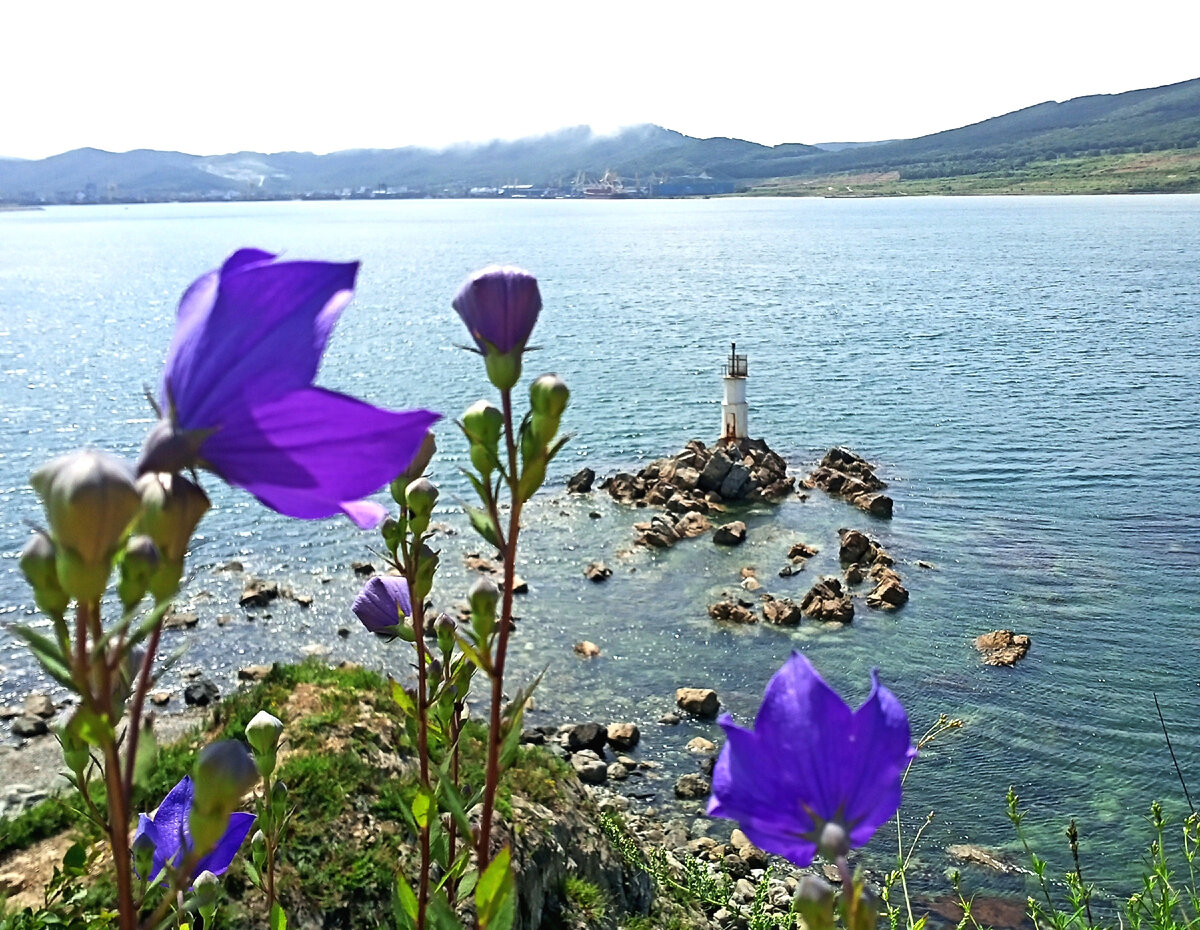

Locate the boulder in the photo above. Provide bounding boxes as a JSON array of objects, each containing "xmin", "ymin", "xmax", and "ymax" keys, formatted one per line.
[
  {"xmin": 730, "ymin": 829, "xmax": 769, "ymax": 869},
  {"xmin": 855, "ymin": 493, "xmax": 894, "ymax": 518},
  {"xmin": 183, "ymin": 680, "xmax": 220, "ymax": 706},
  {"xmin": 674, "ymin": 511, "xmax": 712, "ymax": 539},
  {"xmin": 239, "ymin": 577, "xmax": 279, "ymax": 608},
  {"xmin": 838, "ymin": 529, "xmax": 873, "ymax": 564},
  {"xmin": 566, "ymin": 722, "xmax": 608, "ymax": 753},
  {"xmin": 573, "ymin": 640, "xmax": 601, "ymax": 658},
  {"xmin": 674, "ymin": 774, "xmax": 712, "ymax": 800},
  {"xmin": 571, "ymin": 753, "xmax": 608, "ymax": 785},
  {"xmin": 584, "ymin": 561, "xmax": 612, "ymax": 583},
  {"xmin": 674, "ymin": 466, "xmax": 701, "ymax": 491},
  {"xmin": 788, "ymin": 542, "xmax": 819, "ymax": 560},
  {"xmin": 718, "ymin": 463, "xmax": 752, "ymax": 500},
  {"xmin": 975, "ymin": 630, "xmax": 1031, "ymax": 666},
  {"xmin": 238, "ymin": 664, "xmax": 273, "ymax": 681},
  {"xmin": 697, "ymin": 448, "xmax": 736, "ymax": 493},
  {"xmin": 607, "ymin": 722, "xmax": 640, "ymax": 752},
  {"xmin": 567, "ymin": 467, "xmax": 595, "ymax": 493},
  {"xmin": 800, "ymin": 577, "xmax": 854, "ymax": 624},
  {"xmin": 713, "ymin": 521, "xmax": 748, "ymax": 546},
  {"xmin": 12, "ymin": 715, "xmax": 48, "ymax": 738},
  {"xmin": 866, "ymin": 570, "xmax": 909, "ymax": 610},
  {"xmin": 675, "ymin": 688, "xmax": 720, "ymax": 718},
  {"xmin": 150, "ymin": 690, "xmax": 173, "ymax": 706},
  {"xmin": 686, "ymin": 737, "xmax": 716, "ymax": 754},
  {"xmin": 23, "ymin": 692, "xmax": 55, "ymax": 719},
  {"xmin": 708, "ymin": 599, "xmax": 757, "ymax": 624},
  {"xmin": 351, "ymin": 561, "xmax": 375, "ymax": 576},
  {"xmin": 761, "ymin": 595, "xmax": 803, "ymax": 626}
]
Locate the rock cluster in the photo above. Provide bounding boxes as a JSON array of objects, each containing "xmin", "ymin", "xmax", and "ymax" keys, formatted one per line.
[
  {"xmin": 803, "ymin": 447, "xmax": 893, "ymax": 518},
  {"xmin": 839, "ymin": 528, "xmax": 909, "ymax": 611},
  {"xmin": 975, "ymin": 630, "xmax": 1031, "ymax": 666},
  {"xmin": 631, "ymin": 511, "xmax": 711, "ymax": 549},
  {"xmin": 520, "ymin": 721, "xmax": 652, "ymax": 788},
  {"xmin": 799, "ymin": 577, "xmax": 854, "ymax": 624},
  {"xmin": 707, "ymin": 593, "xmax": 802, "ymax": 627}
]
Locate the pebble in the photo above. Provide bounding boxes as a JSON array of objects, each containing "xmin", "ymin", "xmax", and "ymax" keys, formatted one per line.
[
  {"xmin": 607, "ymin": 762, "xmax": 629, "ymax": 781},
  {"xmin": 687, "ymin": 736, "xmax": 716, "ymax": 753},
  {"xmin": 658, "ymin": 712, "xmax": 681, "ymax": 725},
  {"xmin": 150, "ymin": 691, "xmax": 173, "ymax": 706}
]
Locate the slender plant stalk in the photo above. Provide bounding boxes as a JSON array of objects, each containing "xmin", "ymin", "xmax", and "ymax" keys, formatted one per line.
[
  {"xmin": 406, "ymin": 533, "xmax": 433, "ymax": 930},
  {"xmin": 475, "ymin": 385, "xmax": 524, "ymax": 876},
  {"xmin": 122, "ymin": 622, "xmax": 164, "ymax": 799}
]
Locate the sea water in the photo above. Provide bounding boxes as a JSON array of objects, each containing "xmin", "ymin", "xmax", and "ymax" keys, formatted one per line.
[{"xmin": 1, "ymin": 197, "xmax": 1198, "ymax": 894}]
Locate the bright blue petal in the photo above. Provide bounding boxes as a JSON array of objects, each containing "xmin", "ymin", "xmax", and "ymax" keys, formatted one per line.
[{"xmin": 193, "ymin": 812, "xmax": 256, "ymax": 878}]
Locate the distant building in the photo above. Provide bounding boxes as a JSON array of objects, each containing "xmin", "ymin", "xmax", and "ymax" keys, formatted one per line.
[{"xmin": 651, "ymin": 177, "xmax": 735, "ymax": 197}]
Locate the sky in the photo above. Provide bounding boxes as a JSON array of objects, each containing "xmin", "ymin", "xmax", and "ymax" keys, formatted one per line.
[{"xmin": 3, "ymin": 0, "xmax": 1199, "ymax": 160}]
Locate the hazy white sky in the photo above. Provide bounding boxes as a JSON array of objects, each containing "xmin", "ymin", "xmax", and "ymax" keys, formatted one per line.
[{"xmin": 3, "ymin": 0, "xmax": 1198, "ymax": 159}]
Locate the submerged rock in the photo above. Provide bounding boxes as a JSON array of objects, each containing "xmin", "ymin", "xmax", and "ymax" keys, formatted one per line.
[
  {"xmin": 712, "ymin": 521, "xmax": 748, "ymax": 546},
  {"xmin": 975, "ymin": 630, "xmax": 1031, "ymax": 666},
  {"xmin": 567, "ymin": 467, "xmax": 596, "ymax": 493},
  {"xmin": 584, "ymin": 561, "xmax": 612, "ymax": 582}
]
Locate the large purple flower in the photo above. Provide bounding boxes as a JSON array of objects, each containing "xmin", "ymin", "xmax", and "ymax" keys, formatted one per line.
[
  {"xmin": 707, "ymin": 652, "xmax": 916, "ymax": 867},
  {"xmin": 352, "ymin": 575, "xmax": 413, "ymax": 636},
  {"xmin": 138, "ymin": 249, "xmax": 439, "ymax": 528},
  {"xmin": 132, "ymin": 775, "xmax": 255, "ymax": 884},
  {"xmin": 452, "ymin": 265, "xmax": 541, "ymax": 356}
]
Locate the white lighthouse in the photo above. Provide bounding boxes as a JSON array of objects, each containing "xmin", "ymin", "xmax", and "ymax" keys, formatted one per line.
[{"xmin": 721, "ymin": 342, "xmax": 749, "ymax": 441}]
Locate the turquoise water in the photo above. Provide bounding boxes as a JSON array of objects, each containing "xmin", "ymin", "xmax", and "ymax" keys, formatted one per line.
[{"xmin": 2, "ymin": 198, "xmax": 1199, "ymax": 895}]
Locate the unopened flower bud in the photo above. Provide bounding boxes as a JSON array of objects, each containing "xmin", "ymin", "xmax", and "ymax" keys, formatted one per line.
[
  {"xmin": 794, "ymin": 875, "xmax": 836, "ymax": 930},
  {"xmin": 529, "ymin": 373, "xmax": 569, "ymax": 422},
  {"xmin": 31, "ymin": 450, "xmax": 140, "ymax": 601},
  {"xmin": 434, "ymin": 613, "xmax": 457, "ymax": 636},
  {"xmin": 189, "ymin": 741, "xmax": 258, "ymax": 855},
  {"xmin": 250, "ymin": 829, "xmax": 267, "ymax": 870},
  {"xmin": 469, "ymin": 576, "xmax": 499, "ymax": 616},
  {"xmin": 135, "ymin": 472, "xmax": 210, "ymax": 602},
  {"xmin": 413, "ymin": 542, "xmax": 439, "ymax": 601},
  {"xmin": 246, "ymin": 711, "xmax": 284, "ymax": 776},
  {"xmin": 404, "ymin": 477, "xmax": 439, "ymax": 519},
  {"xmin": 461, "ymin": 400, "xmax": 503, "ymax": 474},
  {"xmin": 848, "ymin": 885, "xmax": 882, "ymax": 930},
  {"xmin": 56, "ymin": 719, "xmax": 91, "ymax": 776},
  {"xmin": 399, "ymin": 432, "xmax": 436, "ymax": 485},
  {"xmin": 817, "ymin": 821, "xmax": 850, "ymax": 861},
  {"xmin": 20, "ymin": 532, "xmax": 69, "ymax": 616},
  {"xmin": 117, "ymin": 535, "xmax": 160, "ymax": 611},
  {"xmin": 192, "ymin": 870, "xmax": 221, "ymax": 909},
  {"xmin": 427, "ymin": 658, "xmax": 442, "ymax": 680}
]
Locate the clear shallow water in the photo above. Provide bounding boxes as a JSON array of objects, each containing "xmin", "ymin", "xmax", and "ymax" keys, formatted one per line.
[{"xmin": 1, "ymin": 197, "xmax": 1199, "ymax": 895}]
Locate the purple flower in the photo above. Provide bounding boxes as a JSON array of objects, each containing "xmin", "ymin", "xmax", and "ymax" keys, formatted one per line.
[
  {"xmin": 352, "ymin": 575, "xmax": 412, "ymax": 636},
  {"xmin": 707, "ymin": 652, "xmax": 916, "ymax": 867},
  {"xmin": 452, "ymin": 265, "xmax": 541, "ymax": 356},
  {"xmin": 132, "ymin": 775, "xmax": 255, "ymax": 884},
  {"xmin": 138, "ymin": 249, "xmax": 439, "ymax": 528}
]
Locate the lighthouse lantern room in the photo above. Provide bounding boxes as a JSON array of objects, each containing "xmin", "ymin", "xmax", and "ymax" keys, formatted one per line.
[{"xmin": 721, "ymin": 342, "xmax": 749, "ymax": 442}]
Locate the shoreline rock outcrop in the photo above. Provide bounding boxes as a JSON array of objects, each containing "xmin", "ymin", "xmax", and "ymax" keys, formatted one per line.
[
  {"xmin": 839, "ymin": 528, "xmax": 909, "ymax": 611},
  {"xmin": 804, "ymin": 447, "xmax": 893, "ymax": 518},
  {"xmin": 975, "ymin": 630, "xmax": 1031, "ymax": 666}
]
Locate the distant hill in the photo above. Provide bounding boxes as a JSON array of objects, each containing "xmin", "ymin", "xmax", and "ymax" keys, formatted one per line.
[{"xmin": 2, "ymin": 75, "xmax": 1198, "ymax": 203}]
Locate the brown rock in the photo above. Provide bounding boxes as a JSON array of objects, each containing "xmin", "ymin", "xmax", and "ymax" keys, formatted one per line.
[
  {"xmin": 573, "ymin": 640, "xmax": 601, "ymax": 658},
  {"xmin": 238, "ymin": 664, "xmax": 274, "ymax": 681},
  {"xmin": 607, "ymin": 722, "xmax": 640, "ymax": 751},
  {"xmin": 567, "ymin": 467, "xmax": 595, "ymax": 493},
  {"xmin": 584, "ymin": 561, "xmax": 612, "ymax": 582},
  {"xmin": 761, "ymin": 595, "xmax": 803, "ymax": 626},
  {"xmin": 674, "ymin": 774, "xmax": 711, "ymax": 800},
  {"xmin": 708, "ymin": 599, "xmax": 757, "ymax": 624},
  {"xmin": 838, "ymin": 529, "xmax": 873, "ymax": 564},
  {"xmin": 675, "ymin": 688, "xmax": 720, "ymax": 718},
  {"xmin": 464, "ymin": 553, "xmax": 499, "ymax": 574},
  {"xmin": 163, "ymin": 610, "xmax": 199, "ymax": 630},
  {"xmin": 788, "ymin": 542, "xmax": 819, "ymax": 560},
  {"xmin": 674, "ymin": 511, "xmax": 712, "ymax": 539},
  {"xmin": 800, "ymin": 577, "xmax": 854, "ymax": 624},
  {"xmin": 713, "ymin": 521, "xmax": 748, "ymax": 546},
  {"xmin": 239, "ymin": 577, "xmax": 279, "ymax": 608},
  {"xmin": 975, "ymin": 630, "xmax": 1031, "ymax": 666}
]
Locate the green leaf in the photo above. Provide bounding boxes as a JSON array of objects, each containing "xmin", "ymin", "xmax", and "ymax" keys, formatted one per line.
[
  {"xmin": 411, "ymin": 787, "xmax": 433, "ymax": 830},
  {"xmin": 389, "ymin": 677, "xmax": 416, "ymax": 717},
  {"xmin": 71, "ymin": 706, "xmax": 116, "ymax": 747},
  {"xmin": 393, "ymin": 874, "xmax": 419, "ymax": 930},
  {"xmin": 436, "ymin": 766, "xmax": 474, "ymax": 838},
  {"xmin": 125, "ymin": 600, "xmax": 172, "ymax": 649},
  {"xmin": 244, "ymin": 859, "xmax": 262, "ymax": 889},
  {"xmin": 269, "ymin": 902, "xmax": 288, "ymax": 930},
  {"xmin": 454, "ymin": 632, "xmax": 491, "ymax": 674},
  {"xmin": 475, "ymin": 846, "xmax": 515, "ymax": 930},
  {"xmin": 131, "ymin": 721, "xmax": 158, "ymax": 789},
  {"xmin": 9, "ymin": 624, "xmax": 76, "ymax": 690},
  {"xmin": 62, "ymin": 842, "xmax": 87, "ymax": 873},
  {"xmin": 464, "ymin": 505, "xmax": 501, "ymax": 549},
  {"xmin": 428, "ymin": 891, "xmax": 461, "ymax": 930}
]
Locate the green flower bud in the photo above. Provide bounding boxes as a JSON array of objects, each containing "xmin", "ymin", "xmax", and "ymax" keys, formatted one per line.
[
  {"xmin": 529, "ymin": 373, "xmax": 569, "ymax": 420},
  {"xmin": 412, "ymin": 542, "xmax": 439, "ymax": 601},
  {"xmin": 246, "ymin": 711, "xmax": 284, "ymax": 777},
  {"xmin": 468, "ymin": 576, "xmax": 499, "ymax": 642},
  {"xmin": 135, "ymin": 473, "xmax": 210, "ymax": 602},
  {"xmin": 250, "ymin": 829, "xmax": 268, "ymax": 871},
  {"xmin": 19, "ymin": 532, "xmax": 69, "ymax": 617},
  {"xmin": 461, "ymin": 400, "xmax": 503, "ymax": 474},
  {"xmin": 56, "ymin": 719, "xmax": 91, "ymax": 777},
  {"xmin": 191, "ymin": 741, "xmax": 258, "ymax": 855},
  {"xmin": 400, "ymin": 432, "xmax": 436, "ymax": 485},
  {"xmin": 31, "ymin": 450, "xmax": 140, "ymax": 601},
  {"xmin": 794, "ymin": 875, "xmax": 836, "ymax": 930},
  {"xmin": 405, "ymin": 477, "xmax": 438, "ymax": 518},
  {"xmin": 192, "ymin": 870, "xmax": 221, "ymax": 910},
  {"xmin": 117, "ymin": 535, "xmax": 160, "ymax": 611}
]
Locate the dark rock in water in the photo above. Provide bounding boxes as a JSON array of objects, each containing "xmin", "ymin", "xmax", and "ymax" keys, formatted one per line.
[
  {"xmin": 239, "ymin": 577, "xmax": 279, "ymax": 609},
  {"xmin": 214, "ymin": 560, "xmax": 244, "ymax": 573},
  {"xmin": 673, "ymin": 512, "xmax": 712, "ymax": 539},
  {"xmin": 163, "ymin": 610, "xmax": 199, "ymax": 630},
  {"xmin": 674, "ymin": 773, "xmax": 711, "ymax": 800},
  {"xmin": 718, "ymin": 463, "xmax": 752, "ymax": 499},
  {"xmin": 778, "ymin": 562, "xmax": 804, "ymax": 578},
  {"xmin": 975, "ymin": 630, "xmax": 1031, "ymax": 666},
  {"xmin": 184, "ymin": 680, "xmax": 220, "ymax": 706},
  {"xmin": 567, "ymin": 467, "xmax": 596, "ymax": 493},
  {"xmin": 697, "ymin": 448, "xmax": 736, "ymax": 493},
  {"xmin": 838, "ymin": 529, "xmax": 874, "ymax": 564},
  {"xmin": 708, "ymin": 598, "xmax": 757, "ymax": 625},
  {"xmin": 760, "ymin": 594, "xmax": 803, "ymax": 626},
  {"xmin": 712, "ymin": 521, "xmax": 747, "ymax": 546},
  {"xmin": 788, "ymin": 542, "xmax": 819, "ymax": 560},
  {"xmin": 607, "ymin": 722, "xmax": 641, "ymax": 751},
  {"xmin": 584, "ymin": 561, "xmax": 612, "ymax": 582},
  {"xmin": 566, "ymin": 722, "xmax": 608, "ymax": 753},
  {"xmin": 23, "ymin": 693, "xmax": 55, "ymax": 719},
  {"xmin": 866, "ymin": 568, "xmax": 909, "ymax": 610},
  {"xmin": 804, "ymin": 447, "xmax": 893, "ymax": 518},
  {"xmin": 675, "ymin": 688, "xmax": 719, "ymax": 718},
  {"xmin": 845, "ymin": 563, "xmax": 866, "ymax": 585},
  {"xmin": 800, "ymin": 577, "xmax": 854, "ymax": 624},
  {"xmin": 351, "ymin": 561, "xmax": 375, "ymax": 576},
  {"xmin": 12, "ymin": 715, "xmax": 48, "ymax": 738}
]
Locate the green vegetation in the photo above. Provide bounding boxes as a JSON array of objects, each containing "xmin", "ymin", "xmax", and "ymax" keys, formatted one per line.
[{"xmin": 745, "ymin": 148, "xmax": 1200, "ymax": 197}]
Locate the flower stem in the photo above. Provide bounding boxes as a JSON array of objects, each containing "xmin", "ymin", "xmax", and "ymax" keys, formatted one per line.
[
  {"xmin": 405, "ymin": 533, "xmax": 433, "ymax": 930},
  {"xmin": 475, "ymin": 386, "xmax": 523, "ymax": 878}
]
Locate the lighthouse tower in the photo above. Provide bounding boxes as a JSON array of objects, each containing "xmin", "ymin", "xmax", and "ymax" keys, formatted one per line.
[{"xmin": 721, "ymin": 342, "xmax": 749, "ymax": 442}]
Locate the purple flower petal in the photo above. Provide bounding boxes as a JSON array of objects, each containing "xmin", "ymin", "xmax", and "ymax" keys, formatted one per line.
[
  {"xmin": 706, "ymin": 652, "xmax": 915, "ymax": 866},
  {"xmin": 452, "ymin": 265, "xmax": 541, "ymax": 354},
  {"xmin": 193, "ymin": 811, "xmax": 256, "ymax": 877},
  {"xmin": 353, "ymin": 575, "xmax": 413, "ymax": 634},
  {"xmin": 163, "ymin": 254, "xmax": 357, "ymax": 427},
  {"xmin": 198, "ymin": 388, "xmax": 439, "ymax": 527}
]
